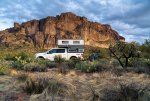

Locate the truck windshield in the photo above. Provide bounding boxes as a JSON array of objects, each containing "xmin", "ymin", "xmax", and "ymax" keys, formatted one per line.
[
  {"xmin": 48, "ymin": 49, "xmax": 57, "ymax": 54},
  {"xmin": 47, "ymin": 49, "xmax": 65, "ymax": 54}
]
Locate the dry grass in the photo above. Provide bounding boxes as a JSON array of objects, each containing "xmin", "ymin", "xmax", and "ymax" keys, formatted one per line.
[
  {"xmin": 0, "ymin": 70, "xmax": 150, "ymax": 101},
  {"xmin": 23, "ymin": 70, "xmax": 150, "ymax": 101}
]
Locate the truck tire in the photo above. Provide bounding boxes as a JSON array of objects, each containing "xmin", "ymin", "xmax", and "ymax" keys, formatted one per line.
[
  {"xmin": 70, "ymin": 56, "xmax": 77, "ymax": 60},
  {"xmin": 37, "ymin": 56, "xmax": 45, "ymax": 60}
]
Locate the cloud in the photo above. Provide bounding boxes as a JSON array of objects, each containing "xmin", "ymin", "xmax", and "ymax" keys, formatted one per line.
[{"xmin": 0, "ymin": 0, "xmax": 149, "ymax": 43}]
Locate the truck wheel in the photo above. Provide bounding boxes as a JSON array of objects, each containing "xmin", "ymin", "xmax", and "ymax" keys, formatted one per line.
[
  {"xmin": 38, "ymin": 56, "xmax": 45, "ymax": 60},
  {"xmin": 70, "ymin": 56, "xmax": 77, "ymax": 60}
]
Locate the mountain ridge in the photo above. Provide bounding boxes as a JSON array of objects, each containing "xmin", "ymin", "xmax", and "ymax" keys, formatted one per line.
[{"xmin": 0, "ymin": 12, "xmax": 125, "ymax": 48}]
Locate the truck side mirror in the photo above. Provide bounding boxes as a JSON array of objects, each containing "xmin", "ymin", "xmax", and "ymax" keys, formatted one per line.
[{"xmin": 47, "ymin": 51, "xmax": 52, "ymax": 54}]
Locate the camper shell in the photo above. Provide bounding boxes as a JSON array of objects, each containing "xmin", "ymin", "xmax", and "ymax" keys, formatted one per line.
[{"xmin": 57, "ymin": 39, "xmax": 84, "ymax": 53}]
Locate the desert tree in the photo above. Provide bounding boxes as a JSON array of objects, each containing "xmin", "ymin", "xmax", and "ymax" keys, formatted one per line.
[
  {"xmin": 139, "ymin": 39, "xmax": 150, "ymax": 59},
  {"xmin": 109, "ymin": 41, "xmax": 140, "ymax": 69}
]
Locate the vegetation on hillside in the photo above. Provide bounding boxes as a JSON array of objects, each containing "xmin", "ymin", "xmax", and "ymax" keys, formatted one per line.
[{"xmin": 0, "ymin": 39, "xmax": 150, "ymax": 101}]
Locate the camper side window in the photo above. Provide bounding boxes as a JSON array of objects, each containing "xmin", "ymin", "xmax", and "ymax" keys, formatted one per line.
[
  {"xmin": 73, "ymin": 41, "xmax": 80, "ymax": 44},
  {"xmin": 62, "ymin": 41, "xmax": 69, "ymax": 44}
]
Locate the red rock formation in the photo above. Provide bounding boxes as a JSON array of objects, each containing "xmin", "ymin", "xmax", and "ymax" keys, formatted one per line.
[{"xmin": 0, "ymin": 12, "xmax": 125, "ymax": 48}]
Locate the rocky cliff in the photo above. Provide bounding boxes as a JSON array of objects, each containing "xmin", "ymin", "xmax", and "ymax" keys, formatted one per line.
[{"xmin": 0, "ymin": 12, "xmax": 125, "ymax": 48}]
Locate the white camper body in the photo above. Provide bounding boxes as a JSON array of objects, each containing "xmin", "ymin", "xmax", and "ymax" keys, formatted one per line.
[
  {"xmin": 58, "ymin": 39, "xmax": 84, "ymax": 53},
  {"xmin": 58, "ymin": 39, "xmax": 84, "ymax": 46}
]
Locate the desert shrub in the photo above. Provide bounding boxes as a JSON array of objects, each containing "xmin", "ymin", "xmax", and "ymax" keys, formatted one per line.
[
  {"xmin": 132, "ymin": 58, "xmax": 150, "ymax": 74},
  {"xmin": 4, "ymin": 53, "xmax": 17, "ymax": 61},
  {"xmin": 17, "ymin": 73, "xmax": 28, "ymax": 81},
  {"xmin": 100, "ymin": 82, "xmax": 149, "ymax": 101},
  {"xmin": 75, "ymin": 62, "xmax": 81, "ymax": 70},
  {"xmin": 46, "ymin": 62, "xmax": 57, "ymax": 68},
  {"xmin": 54, "ymin": 55, "xmax": 67, "ymax": 73},
  {"xmin": 24, "ymin": 78, "xmax": 44, "ymax": 94},
  {"xmin": 0, "ymin": 61, "xmax": 9, "ymax": 75},
  {"xmin": 4, "ymin": 52, "xmax": 29, "ymax": 61},
  {"xmin": 81, "ymin": 62, "xmax": 98, "ymax": 73},
  {"xmin": 75, "ymin": 59, "xmax": 111, "ymax": 73},
  {"xmin": 94, "ymin": 59, "xmax": 111, "ymax": 72},
  {"xmin": 10, "ymin": 56, "xmax": 28, "ymax": 70},
  {"xmin": 54, "ymin": 55, "xmax": 65, "ymax": 64},
  {"xmin": 66, "ymin": 60, "xmax": 76, "ymax": 69},
  {"xmin": 17, "ymin": 52, "xmax": 29, "ymax": 60},
  {"xmin": 34, "ymin": 59, "xmax": 56, "ymax": 68},
  {"xmin": 23, "ymin": 78, "xmax": 62, "ymax": 94},
  {"xmin": 23, "ymin": 62, "xmax": 48, "ymax": 72},
  {"xmin": 75, "ymin": 61, "xmax": 99, "ymax": 73},
  {"xmin": 139, "ymin": 39, "xmax": 150, "ymax": 59},
  {"xmin": 75, "ymin": 62, "xmax": 93, "ymax": 72},
  {"xmin": 46, "ymin": 79, "xmax": 63, "ymax": 95},
  {"xmin": 110, "ymin": 59, "xmax": 120, "ymax": 68},
  {"xmin": 66, "ymin": 58, "xmax": 81, "ymax": 69},
  {"xmin": 10, "ymin": 61, "xmax": 24, "ymax": 70}
]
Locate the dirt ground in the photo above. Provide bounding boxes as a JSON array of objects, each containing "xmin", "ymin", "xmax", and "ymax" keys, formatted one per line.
[{"xmin": 0, "ymin": 69, "xmax": 150, "ymax": 101}]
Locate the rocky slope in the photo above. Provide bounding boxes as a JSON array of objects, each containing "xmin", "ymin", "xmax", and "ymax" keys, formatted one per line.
[{"xmin": 0, "ymin": 12, "xmax": 125, "ymax": 48}]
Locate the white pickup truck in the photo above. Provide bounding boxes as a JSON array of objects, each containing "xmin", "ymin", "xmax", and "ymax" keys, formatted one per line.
[{"xmin": 35, "ymin": 48, "xmax": 83, "ymax": 61}]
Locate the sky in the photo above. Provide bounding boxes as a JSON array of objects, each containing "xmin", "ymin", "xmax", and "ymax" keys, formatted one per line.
[{"xmin": 0, "ymin": 0, "xmax": 150, "ymax": 43}]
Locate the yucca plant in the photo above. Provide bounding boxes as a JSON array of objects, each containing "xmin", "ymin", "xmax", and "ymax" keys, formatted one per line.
[{"xmin": 54, "ymin": 55, "xmax": 66, "ymax": 73}]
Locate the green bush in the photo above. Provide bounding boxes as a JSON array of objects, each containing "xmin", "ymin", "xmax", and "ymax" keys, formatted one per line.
[
  {"xmin": 4, "ymin": 52, "xmax": 29, "ymax": 61},
  {"xmin": 34, "ymin": 59, "xmax": 56, "ymax": 68},
  {"xmin": 10, "ymin": 56, "xmax": 28, "ymax": 70},
  {"xmin": 0, "ymin": 61, "xmax": 9, "ymax": 75},
  {"xmin": 66, "ymin": 58, "xmax": 80, "ymax": 69},
  {"xmin": 23, "ymin": 62, "xmax": 48, "ymax": 72},
  {"xmin": 133, "ymin": 58, "xmax": 150, "ymax": 74},
  {"xmin": 75, "ymin": 61, "xmax": 98, "ymax": 73},
  {"xmin": 4, "ymin": 54, "xmax": 16, "ymax": 61},
  {"xmin": 81, "ymin": 62, "xmax": 97, "ymax": 73},
  {"xmin": 139, "ymin": 39, "xmax": 150, "ymax": 59},
  {"xmin": 75, "ymin": 59, "xmax": 111, "ymax": 73},
  {"xmin": 17, "ymin": 52, "xmax": 28, "ymax": 60},
  {"xmin": 75, "ymin": 62, "xmax": 81, "ymax": 70},
  {"xmin": 110, "ymin": 59, "xmax": 120, "ymax": 68},
  {"xmin": 46, "ymin": 62, "xmax": 57, "ymax": 68},
  {"xmin": 10, "ymin": 61, "xmax": 24, "ymax": 70}
]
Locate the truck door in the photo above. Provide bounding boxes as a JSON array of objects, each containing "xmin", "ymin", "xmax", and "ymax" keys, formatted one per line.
[
  {"xmin": 46, "ymin": 49, "xmax": 57, "ymax": 61},
  {"xmin": 47, "ymin": 49, "xmax": 66, "ymax": 61},
  {"xmin": 55, "ymin": 49, "xmax": 67, "ymax": 59}
]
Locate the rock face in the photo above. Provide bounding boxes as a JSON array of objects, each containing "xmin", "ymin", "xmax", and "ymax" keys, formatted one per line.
[{"xmin": 0, "ymin": 12, "xmax": 125, "ymax": 48}]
